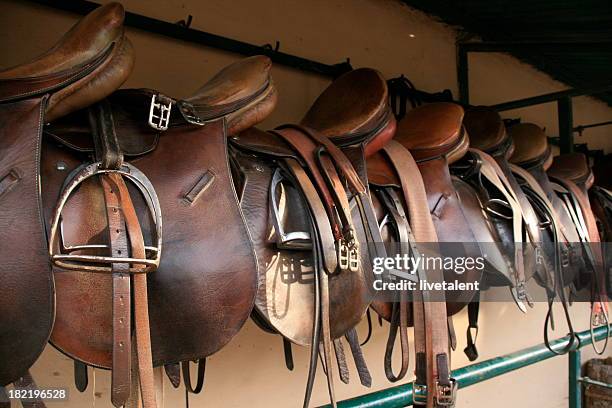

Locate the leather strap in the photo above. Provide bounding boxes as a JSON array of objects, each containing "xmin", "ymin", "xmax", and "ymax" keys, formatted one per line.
[
  {"xmin": 164, "ymin": 364, "xmax": 181, "ymax": 389},
  {"xmin": 464, "ymin": 294, "xmax": 480, "ymax": 362},
  {"xmin": 181, "ymin": 360, "xmax": 206, "ymax": 394},
  {"xmin": 100, "ymin": 175, "xmax": 132, "ymax": 408},
  {"xmin": 109, "ymin": 173, "xmax": 157, "ymax": 408},
  {"xmin": 344, "ymin": 328, "xmax": 372, "ymax": 387},
  {"xmin": 382, "ymin": 140, "xmax": 454, "ymax": 407},
  {"xmin": 74, "ymin": 361, "xmax": 88, "ymax": 392},
  {"xmin": 285, "ymin": 160, "xmax": 337, "ymax": 408}
]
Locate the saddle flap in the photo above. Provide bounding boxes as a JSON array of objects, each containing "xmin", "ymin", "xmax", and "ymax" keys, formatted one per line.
[
  {"xmin": 394, "ymin": 102, "xmax": 468, "ymax": 163},
  {"xmin": 230, "ymin": 127, "xmax": 301, "ymax": 160},
  {"xmin": 508, "ymin": 123, "xmax": 551, "ymax": 168},
  {"xmin": 366, "ymin": 152, "xmax": 401, "ymax": 187},
  {"xmin": 300, "ymin": 68, "xmax": 395, "ymax": 151},
  {"xmin": 44, "ymin": 90, "xmax": 160, "ymax": 157}
]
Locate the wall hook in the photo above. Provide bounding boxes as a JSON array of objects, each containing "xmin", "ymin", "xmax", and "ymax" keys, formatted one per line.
[
  {"xmin": 176, "ymin": 15, "xmax": 193, "ymax": 28},
  {"xmin": 261, "ymin": 41, "xmax": 281, "ymax": 52}
]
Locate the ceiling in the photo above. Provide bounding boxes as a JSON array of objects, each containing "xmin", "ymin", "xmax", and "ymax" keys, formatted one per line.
[{"xmin": 402, "ymin": 0, "xmax": 612, "ymax": 106}]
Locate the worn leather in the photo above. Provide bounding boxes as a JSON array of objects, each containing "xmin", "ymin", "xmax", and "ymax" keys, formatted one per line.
[
  {"xmin": 0, "ymin": 2, "xmax": 133, "ymax": 386},
  {"xmin": 394, "ymin": 102, "xmax": 467, "ymax": 163},
  {"xmin": 301, "ymin": 68, "xmax": 395, "ymax": 154},
  {"xmin": 548, "ymin": 153, "xmax": 595, "ymax": 192},
  {"xmin": 507, "ymin": 123, "xmax": 550, "ymax": 166},
  {"xmin": 0, "ymin": 2, "xmax": 134, "ymax": 122}
]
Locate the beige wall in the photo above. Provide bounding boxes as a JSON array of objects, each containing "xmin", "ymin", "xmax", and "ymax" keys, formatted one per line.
[{"xmin": 1, "ymin": 0, "xmax": 610, "ymax": 407}]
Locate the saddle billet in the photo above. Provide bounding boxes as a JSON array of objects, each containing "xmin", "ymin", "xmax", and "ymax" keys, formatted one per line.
[
  {"xmin": 0, "ymin": 2, "xmax": 133, "ymax": 387},
  {"xmin": 41, "ymin": 55, "xmax": 276, "ymax": 406}
]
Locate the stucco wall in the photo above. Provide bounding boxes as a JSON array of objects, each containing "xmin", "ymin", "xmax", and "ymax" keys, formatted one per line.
[{"xmin": 0, "ymin": 0, "xmax": 609, "ymax": 407}]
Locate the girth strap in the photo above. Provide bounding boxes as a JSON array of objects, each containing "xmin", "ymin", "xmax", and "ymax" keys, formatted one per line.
[{"xmin": 382, "ymin": 140, "xmax": 455, "ymax": 407}]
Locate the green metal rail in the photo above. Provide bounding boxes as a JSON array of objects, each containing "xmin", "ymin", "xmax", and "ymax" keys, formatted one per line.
[{"xmin": 320, "ymin": 325, "xmax": 611, "ymax": 408}]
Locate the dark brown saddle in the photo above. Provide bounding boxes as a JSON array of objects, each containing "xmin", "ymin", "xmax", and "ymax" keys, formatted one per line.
[
  {"xmin": 547, "ymin": 153, "xmax": 609, "ymax": 353},
  {"xmin": 39, "ymin": 53, "xmax": 276, "ymax": 407},
  {"xmin": 369, "ymin": 102, "xmax": 529, "ymax": 368},
  {"xmin": 509, "ymin": 123, "xmax": 585, "ymax": 285},
  {"xmin": 463, "ymin": 107, "xmax": 547, "ymax": 307},
  {"xmin": 0, "ymin": 2, "xmax": 132, "ymax": 387},
  {"xmin": 231, "ymin": 68, "xmax": 394, "ymax": 407}
]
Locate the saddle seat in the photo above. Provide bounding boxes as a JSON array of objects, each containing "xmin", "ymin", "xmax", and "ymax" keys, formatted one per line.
[
  {"xmin": 300, "ymin": 68, "xmax": 395, "ymax": 156},
  {"xmin": 183, "ymin": 55, "xmax": 277, "ymax": 135},
  {"xmin": 508, "ymin": 123, "xmax": 553, "ymax": 170},
  {"xmin": 45, "ymin": 56, "xmax": 276, "ymax": 155},
  {"xmin": 393, "ymin": 102, "xmax": 468, "ymax": 164},
  {"xmin": 0, "ymin": 2, "xmax": 133, "ymax": 121},
  {"xmin": 463, "ymin": 107, "xmax": 513, "ymax": 158},
  {"xmin": 548, "ymin": 153, "xmax": 595, "ymax": 190}
]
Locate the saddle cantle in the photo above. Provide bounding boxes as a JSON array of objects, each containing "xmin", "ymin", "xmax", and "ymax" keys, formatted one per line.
[
  {"xmin": 0, "ymin": 2, "xmax": 133, "ymax": 387},
  {"xmin": 40, "ymin": 55, "xmax": 275, "ymax": 406}
]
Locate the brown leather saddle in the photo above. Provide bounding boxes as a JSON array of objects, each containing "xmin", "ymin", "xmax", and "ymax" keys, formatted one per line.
[
  {"xmin": 547, "ymin": 153, "xmax": 609, "ymax": 354},
  {"xmin": 462, "ymin": 107, "xmax": 546, "ymax": 308},
  {"xmin": 507, "ymin": 122, "xmax": 592, "ymax": 353},
  {"xmin": 40, "ymin": 53, "xmax": 276, "ymax": 406},
  {"xmin": 1, "ymin": 3, "xmax": 274, "ymax": 404},
  {"xmin": 0, "ymin": 2, "xmax": 132, "ymax": 387},
  {"xmin": 231, "ymin": 68, "xmax": 393, "ymax": 407}
]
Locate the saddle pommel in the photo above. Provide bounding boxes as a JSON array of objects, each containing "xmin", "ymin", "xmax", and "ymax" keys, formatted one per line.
[
  {"xmin": 394, "ymin": 102, "xmax": 468, "ymax": 164},
  {"xmin": 0, "ymin": 2, "xmax": 134, "ymax": 121}
]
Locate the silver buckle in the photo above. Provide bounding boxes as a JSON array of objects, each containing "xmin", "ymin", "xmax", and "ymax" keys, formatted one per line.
[
  {"xmin": 435, "ymin": 379, "xmax": 457, "ymax": 406},
  {"xmin": 338, "ymin": 240, "xmax": 350, "ymax": 271},
  {"xmin": 148, "ymin": 94, "xmax": 172, "ymax": 131},
  {"xmin": 412, "ymin": 382, "xmax": 427, "ymax": 405}
]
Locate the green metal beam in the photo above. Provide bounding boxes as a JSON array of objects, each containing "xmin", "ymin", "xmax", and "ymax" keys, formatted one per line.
[
  {"xmin": 568, "ymin": 350, "xmax": 581, "ymax": 408},
  {"xmin": 321, "ymin": 325, "xmax": 611, "ymax": 408},
  {"xmin": 490, "ymin": 85, "xmax": 612, "ymax": 112}
]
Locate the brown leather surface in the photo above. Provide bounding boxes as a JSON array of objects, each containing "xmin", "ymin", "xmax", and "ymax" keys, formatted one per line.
[
  {"xmin": 508, "ymin": 123, "xmax": 550, "ymax": 166},
  {"xmin": 0, "ymin": 98, "xmax": 54, "ymax": 386},
  {"xmin": 185, "ymin": 56, "xmax": 271, "ymax": 107},
  {"xmin": 301, "ymin": 68, "xmax": 388, "ymax": 141},
  {"xmin": 463, "ymin": 106, "xmax": 507, "ymax": 153},
  {"xmin": 0, "ymin": 2, "xmax": 134, "ymax": 122},
  {"xmin": 548, "ymin": 153, "xmax": 594, "ymax": 191},
  {"xmin": 43, "ymin": 118, "xmax": 258, "ymax": 369},
  {"xmin": 0, "ymin": 3, "xmax": 124, "ymax": 78},
  {"xmin": 394, "ymin": 102, "xmax": 466, "ymax": 162},
  {"xmin": 184, "ymin": 55, "xmax": 277, "ymax": 135}
]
